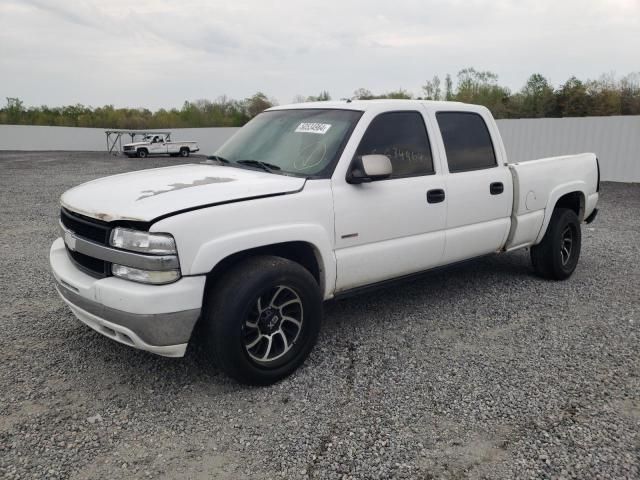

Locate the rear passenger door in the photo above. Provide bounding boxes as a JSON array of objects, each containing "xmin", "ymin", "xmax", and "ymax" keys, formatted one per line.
[
  {"xmin": 332, "ymin": 110, "xmax": 447, "ymax": 292},
  {"xmin": 434, "ymin": 111, "xmax": 513, "ymax": 263}
]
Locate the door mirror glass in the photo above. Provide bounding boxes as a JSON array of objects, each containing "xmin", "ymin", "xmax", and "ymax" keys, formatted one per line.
[{"xmin": 347, "ymin": 154, "xmax": 392, "ymax": 184}]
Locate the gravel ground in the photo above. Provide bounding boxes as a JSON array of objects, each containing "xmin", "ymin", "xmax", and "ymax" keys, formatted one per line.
[{"xmin": 0, "ymin": 151, "xmax": 638, "ymax": 480}]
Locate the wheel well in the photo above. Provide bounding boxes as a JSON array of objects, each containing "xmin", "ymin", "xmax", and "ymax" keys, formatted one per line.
[
  {"xmin": 554, "ymin": 191, "xmax": 585, "ymax": 221},
  {"xmin": 180, "ymin": 146, "xmax": 188, "ymax": 151},
  {"xmin": 204, "ymin": 241, "xmax": 323, "ymax": 293}
]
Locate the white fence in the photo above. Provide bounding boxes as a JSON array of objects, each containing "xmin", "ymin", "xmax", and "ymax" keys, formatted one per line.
[
  {"xmin": 0, "ymin": 125, "xmax": 240, "ymax": 157},
  {"xmin": 496, "ymin": 116, "xmax": 640, "ymax": 183},
  {"xmin": 1, "ymin": 116, "xmax": 638, "ymax": 182}
]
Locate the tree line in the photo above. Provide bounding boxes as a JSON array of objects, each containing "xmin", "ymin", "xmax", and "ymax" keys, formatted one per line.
[
  {"xmin": 2, "ymin": 70, "xmax": 639, "ymax": 129},
  {"xmin": 0, "ymin": 92, "xmax": 274, "ymax": 129},
  {"xmin": 355, "ymin": 69, "xmax": 640, "ymax": 119}
]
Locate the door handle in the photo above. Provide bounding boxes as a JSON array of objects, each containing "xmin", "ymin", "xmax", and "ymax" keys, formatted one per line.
[
  {"xmin": 427, "ymin": 189, "xmax": 445, "ymax": 204},
  {"xmin": 490, "ymin": 182, "xmax": 504, "ymax": 195}
]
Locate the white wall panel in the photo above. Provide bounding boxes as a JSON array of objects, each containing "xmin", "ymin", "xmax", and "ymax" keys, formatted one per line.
[
  {"xmin": 0, "ymin": 125, "xmax": 239, "ymax": 156},
  {"xmin": 496, "ymin": 116, "xmax": 640, "ymax": 182},
  {"xmin": 1, "ymin": 116, "xmax": 638, "ymax": 182}
]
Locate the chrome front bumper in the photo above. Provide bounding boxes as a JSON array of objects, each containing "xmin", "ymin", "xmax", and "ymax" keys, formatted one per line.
[
  {"xmin": 55, "ymin": 277, "xmax": 199, "ymax": 357},
  {"xmin": 50, "ymin": 238, "xmax": 205, "ymax": 357}
]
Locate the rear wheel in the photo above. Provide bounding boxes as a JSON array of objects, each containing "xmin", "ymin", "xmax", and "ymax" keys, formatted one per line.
[
  {"xmin": 531, "ymin": 208, "xmax": 581, "ymax": 280},
  {"xmin": 201, "ymin": 256, "xmax": 322, "ymax": 385},
  {"xmin": 180, "ymin": 148, "xmax": 190, "ymax": 157},
  {"xmin": 137, "ymin": 149, "xmax": 148, "ymax": 158}
]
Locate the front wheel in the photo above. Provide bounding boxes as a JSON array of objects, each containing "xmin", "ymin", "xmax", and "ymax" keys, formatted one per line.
[
  {"xmin": 531, "ymin": 208, "xmax": 581, "ymax": 280},
  {"xmin": 179, "ymin": 148, "xmax": 190, "ymax": 157},
  {"xmin": 201, "ymin": 256, "xmax": 322, "ymax": 385},
  {"xmin": 137, "ymin": 149, "xmax": 148, "ymax": 158}
]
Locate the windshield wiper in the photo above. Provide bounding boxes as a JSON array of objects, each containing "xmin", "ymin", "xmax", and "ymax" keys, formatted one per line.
[
  {"xmin": 206, "ymin": 155, "xmax": 231, "ymax": 164},
  {"xmin": 236, "ymin": 159, "xmax": 281, "ymax": 173}
]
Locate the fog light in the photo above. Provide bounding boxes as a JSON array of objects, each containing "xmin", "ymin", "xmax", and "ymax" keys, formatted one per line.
[{"xmin": 112, "ymin": 264, "xmax": 180, "ymax": 285}]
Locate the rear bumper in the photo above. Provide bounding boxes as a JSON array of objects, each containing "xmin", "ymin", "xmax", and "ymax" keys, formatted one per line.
[{"xmin": 50, "ymin": 238, "xmax": 205, "ymax": 357}]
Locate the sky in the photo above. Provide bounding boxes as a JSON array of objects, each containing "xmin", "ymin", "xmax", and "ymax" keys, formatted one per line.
[{"xmin": 0, "ymin": 0, "xmax": 639, "ymax": 110}]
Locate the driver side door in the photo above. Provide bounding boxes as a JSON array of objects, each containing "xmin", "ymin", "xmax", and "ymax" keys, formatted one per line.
[
  {"xmin": 149, "ymin": 136, "xmax": 167, "ymax": 154},
  {"xmin": 331, "ymin": 110, "xmax": 447, "ymax": 293}
]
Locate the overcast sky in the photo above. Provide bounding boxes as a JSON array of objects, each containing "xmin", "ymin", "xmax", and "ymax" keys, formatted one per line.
[{"xmin": 1, "ymin": 0, "xmax": 638, "ymax": 110}]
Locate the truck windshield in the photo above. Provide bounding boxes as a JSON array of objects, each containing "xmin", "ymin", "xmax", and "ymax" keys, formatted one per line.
[{"xmin": 215, "ymin": 109, "xmax": 362, "ymax": 177}]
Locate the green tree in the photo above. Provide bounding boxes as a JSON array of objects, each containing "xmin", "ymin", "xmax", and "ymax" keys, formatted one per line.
[
  {"xmin": 619, "ymin": 73, "xmax": 640, "ymax": 115},
  {"xmin": 384, "ymin": 89, "xmax": 413, "ymax": 99},
  {"xmin": 422, "ymin": 75, "xmax": 442, "ymax": 100},
  {"xmin": 555, "ymin": 77, "xmax": 590, "ymax": 117},
  {"xmin": 520, "ymin": 73, "xmax": 556, "ymax": 117},
  {"xmin": 5, "ymin": 97, "xmax": 25, "ymax": 124},
  {"xmin": 244, "ymin": 92, "xmax": 274, "ymax": 118},
  {"xmin": 353, "ymin": 88, "xmax": 375, "ymax": 100},
  {"xmin": 454, "ymin": 68, "xmax": 510, "ymax": 118},
  {"xmin": 306, "ymin": 90, "xmax": 331, "ymax": 102},
  {"xmin": 586, "ymin": 74, "xmax": 622, "ymax": 116},
  {"xmin": 444, "ymin": 74, "xmax": 454, "ymax": 101}
]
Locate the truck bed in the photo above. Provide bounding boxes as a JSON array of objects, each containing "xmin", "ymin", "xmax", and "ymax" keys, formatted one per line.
[{"xmin": 505, "ymin": 153, "xmax": 599, "ymax": 250}]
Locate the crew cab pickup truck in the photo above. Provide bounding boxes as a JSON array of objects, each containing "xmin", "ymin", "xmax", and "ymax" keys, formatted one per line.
[
  {"xmin": 50, "ymin": 100, "xmax": 599, "ymax": 385},
  {"xmin": 123, "ymin": 134, "xmax": 199, "ymax": 158}
]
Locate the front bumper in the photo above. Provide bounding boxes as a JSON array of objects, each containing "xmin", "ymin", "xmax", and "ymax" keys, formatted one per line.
[{"xmin": 50, "ymin": 238, "xmax": 205, "ymax": 357}]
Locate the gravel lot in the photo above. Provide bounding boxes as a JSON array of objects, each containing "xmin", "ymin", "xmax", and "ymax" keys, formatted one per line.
[{"xmin": 0, "ymin": 151, "xmax": 638, "ymax": 480}]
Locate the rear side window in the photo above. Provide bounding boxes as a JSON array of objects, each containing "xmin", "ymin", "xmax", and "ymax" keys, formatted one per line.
[
  {"xmin": 355, "ymin": 111, "xmax": 434, "ymax": 177},
  {"xmin": 436, "ymin": 112, "xmax": 497, "ymax": 173}
]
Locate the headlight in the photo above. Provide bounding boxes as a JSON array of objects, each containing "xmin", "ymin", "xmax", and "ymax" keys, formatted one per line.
[
  {"xmin": 110, "ymin": 227, "xmax": 177, "ymax": 255},
  {"xmin": 112, "ymin": 264, "xmax": 181, "ymax": 285}
]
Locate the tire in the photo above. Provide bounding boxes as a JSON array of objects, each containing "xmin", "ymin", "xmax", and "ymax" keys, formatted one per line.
[
  {"xmin": 137, "ymin": 149, "xmax": 148, "ymax": 158},
  {"xmin": 531, "ymin": 208, "xmax": 581, "ymax": 280},
  {"xmin": 201, "ymin": 256, "xmax": 322, "ymax": 385},
  {"xmin": 179, "ymin": 148, "xmax": 190, "ymax": 157}
]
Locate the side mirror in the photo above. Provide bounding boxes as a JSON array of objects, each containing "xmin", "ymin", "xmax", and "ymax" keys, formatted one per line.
[{"xmin": 347, "ymin": 154, "xmax": 392, "ymax": 184}]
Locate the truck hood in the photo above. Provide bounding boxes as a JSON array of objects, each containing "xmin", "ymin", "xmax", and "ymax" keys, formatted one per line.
[
  {"xmin": 123, "ymin": 142, "xmax": 149, "ymax": 147},
  {"xmin": 60, "ymin": 164, "xmax": 306, "ymax": 223}
]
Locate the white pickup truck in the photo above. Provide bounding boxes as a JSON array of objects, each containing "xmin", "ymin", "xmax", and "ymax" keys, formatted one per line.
[
  {"xmin": 50, "ymin": 100, "xmax": 599, "ymax": 385},
  {"xmin": 123, "ymin": 134, "xmax": 199, "ymax": 158}
]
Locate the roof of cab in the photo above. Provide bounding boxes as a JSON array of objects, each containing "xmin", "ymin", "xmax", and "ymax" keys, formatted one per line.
[{"xmin": 267, "ymin": 99, "xmax": 486, "ymax": 113}]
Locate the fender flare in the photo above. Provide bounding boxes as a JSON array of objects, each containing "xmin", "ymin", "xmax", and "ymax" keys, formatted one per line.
[
  {"xmin": 535, "ymin": 181, "xmax": 587, "ymax": 244},
  {"xmin": 189, "ymin": 224, "xmax": 336, "ymax": 299}
]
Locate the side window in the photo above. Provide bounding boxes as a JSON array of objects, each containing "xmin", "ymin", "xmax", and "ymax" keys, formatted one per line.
[
  {"xmin": 355, "ymin": 111, "xmax": 434, "ymax": 178},
  {"xmin": 436, "ymin": 112, "xmax": 497, "ymax": 173}
]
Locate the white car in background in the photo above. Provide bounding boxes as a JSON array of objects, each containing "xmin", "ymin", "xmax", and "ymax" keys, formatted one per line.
[{"xmin": 123, "ymin": 134, "xmax": 199, "ymax": 158}]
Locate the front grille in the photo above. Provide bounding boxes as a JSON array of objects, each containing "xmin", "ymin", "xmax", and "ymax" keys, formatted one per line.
[
  {"xmin": 68, "ymin": 249, "xmax": 109, "ymax": 278},
  {"xmin": 61, "ymin": 208, "xmax": 110, "ymax": 244},
  {"xmin": 123, "ymin": 146, "xmax": 133, "ymax": 151},
  {"xmin": 61, "ymin": 208, "xmax": 111, "ymax": 277}
]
